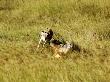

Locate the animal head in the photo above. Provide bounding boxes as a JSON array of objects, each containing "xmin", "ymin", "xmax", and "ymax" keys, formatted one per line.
[
  {"xmin": 65, "ymin": 41, "xmax": 73, "ymax": 49},
  {"xmin": 40, "ymin": 31, "xmax": 48, "ymax": 41}
]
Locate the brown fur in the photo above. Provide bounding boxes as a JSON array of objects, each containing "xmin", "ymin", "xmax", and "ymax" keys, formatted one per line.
[
  {"xmin": 50, "ymin": 43, "xmax": 62, "ymax": 58},
  {"xmin": 50, "ymin": 41, "xmax": 72, "ymax": 58}
]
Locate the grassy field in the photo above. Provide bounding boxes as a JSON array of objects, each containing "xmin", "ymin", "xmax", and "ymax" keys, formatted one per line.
[{"xmin": 0, "ymin": 0, "xmax": 110, "ymax": 82}]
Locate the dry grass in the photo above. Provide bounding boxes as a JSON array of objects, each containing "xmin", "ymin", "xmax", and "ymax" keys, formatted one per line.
[{"xmin": 0, "ymin": 0, "xmax": 110, "ymax": 82}]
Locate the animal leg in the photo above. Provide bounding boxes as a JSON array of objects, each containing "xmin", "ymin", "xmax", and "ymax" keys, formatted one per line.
[
  {"xmin": 37, "ymin": 39, "xmax": 42, "ymax": 48},
  {"xmin": 42, "ymin": 41, "xmax": 46, "ymax": 47},
  {"xmin": 55, "ymin": 54, "xmax": 61, "ymax": 58},
  {"xmin": 54, "ymin": 52, "xmax": 61, "ymax": 58}
]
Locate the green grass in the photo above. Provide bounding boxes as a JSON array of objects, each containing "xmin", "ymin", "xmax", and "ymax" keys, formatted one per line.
[{"xmin": 0, "ymin": 0, "xmax": 110, "ymax": 82}]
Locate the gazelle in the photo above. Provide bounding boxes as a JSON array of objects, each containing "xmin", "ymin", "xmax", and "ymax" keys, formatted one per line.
[{"xmin": 50, "ymin": 40, "xmax": 73, "ymax": 58}]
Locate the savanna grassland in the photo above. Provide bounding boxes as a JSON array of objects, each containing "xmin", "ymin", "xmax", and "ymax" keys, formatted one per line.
[{"xmin": 0, "ymin": 0, "xmax": 110, "ymax": 82}]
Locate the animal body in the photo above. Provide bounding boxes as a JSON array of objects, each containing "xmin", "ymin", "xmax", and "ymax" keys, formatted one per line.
[
  {"xmin": 37, "ymin": 29, "xmax": 53, "ymax": 48},
  {"xmin": 46, "ymin": 29, "xmax": 53, "ymax": 43},
  {"xmin": 50, "ymin": 40, "xmax": 73, "ymax": 58}
]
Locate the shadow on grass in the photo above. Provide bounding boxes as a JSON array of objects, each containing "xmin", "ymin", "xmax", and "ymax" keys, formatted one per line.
[{"xmin": 71, "ymin": 42, "xmax": 81, "ymax": 52}]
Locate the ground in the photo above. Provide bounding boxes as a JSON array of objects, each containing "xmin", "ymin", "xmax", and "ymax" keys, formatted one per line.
[{"xmin": 0, "ymin": 0, "xmax": 110, "ymax": 82}]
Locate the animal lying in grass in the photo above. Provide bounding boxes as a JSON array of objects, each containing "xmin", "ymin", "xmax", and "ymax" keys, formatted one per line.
[
  {"xmin": 37, "ymin": 28, "xmax": 53, "ymax": 48},
  {"xmin": 50, "ymin": 39, "xmax": 73, "ymax": 58}
]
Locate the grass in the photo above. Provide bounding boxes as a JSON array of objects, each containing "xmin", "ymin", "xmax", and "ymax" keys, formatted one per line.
[{"xmin": 0, "ymin": 0, "xmax": 110, "ymax": 82}]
